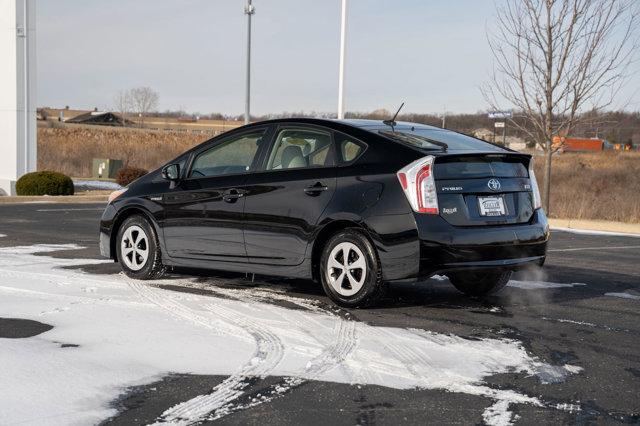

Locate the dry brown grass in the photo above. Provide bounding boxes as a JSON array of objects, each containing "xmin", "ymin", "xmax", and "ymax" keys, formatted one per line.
[
  {"xmin": 534, "ymin": 151, "xmax": 640, "ymax": 223},
  {"xmin": 38, "ymin": 126, "xmax": 206, "ymax": 177},
  {"xmin": 38, "ymin": 126, "xmax": 640, "ymax": 223}
]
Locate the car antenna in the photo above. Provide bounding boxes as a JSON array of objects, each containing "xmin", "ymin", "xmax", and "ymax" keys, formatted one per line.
[{"xmin": 383, "ymin": 102, "xmax": 404, "ymax": 129}]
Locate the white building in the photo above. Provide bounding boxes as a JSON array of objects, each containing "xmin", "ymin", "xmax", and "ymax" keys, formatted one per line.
[{"xmin": 0, "ymin": 0, "xmax": 36, "ymax": 195}]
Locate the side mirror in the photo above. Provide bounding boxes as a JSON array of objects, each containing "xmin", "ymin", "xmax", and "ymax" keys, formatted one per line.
[{"xmin": 161, "ymin": 164, "xmax": 180, "ymax": 188}]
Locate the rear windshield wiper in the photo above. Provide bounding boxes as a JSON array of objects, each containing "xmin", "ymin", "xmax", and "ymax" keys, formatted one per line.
[{"xmin": 379, "ymin": 130, "xmax": 448, "ymax": 152}]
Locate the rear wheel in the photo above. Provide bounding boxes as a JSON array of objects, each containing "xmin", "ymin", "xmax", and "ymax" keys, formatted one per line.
[
  {"xmin": 448, "ymin": 270, "xmax": 512, "ymax": 297},
  {"xmin": 320, "ymin": 229, "xmax": 386, "ymax": 308},
  {"xmin": 116, "ymin": 215, "xmax": 165, "ymax": 280}
]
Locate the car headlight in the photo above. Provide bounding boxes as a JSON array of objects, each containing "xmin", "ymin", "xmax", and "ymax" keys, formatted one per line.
[{"xmin": 108, "ymin": 188, "xmax": 128, "ymax": 204}]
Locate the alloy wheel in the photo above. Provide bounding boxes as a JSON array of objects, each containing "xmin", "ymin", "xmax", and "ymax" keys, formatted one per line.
[
  {"xmin": 327, "ymin": 242, "xmax": 367, "ymax": 297},
  {"xmin": 120, "ymin": 225, "xmax": 149, "ymax": 271}
]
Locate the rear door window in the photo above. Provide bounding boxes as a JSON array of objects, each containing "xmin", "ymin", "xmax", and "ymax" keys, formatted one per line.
[{"xmin": 266, "ymin": 128, "xmax": 335, "ymax": 170}]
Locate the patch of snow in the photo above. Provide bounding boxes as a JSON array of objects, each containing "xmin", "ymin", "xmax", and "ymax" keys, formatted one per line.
[
  {"xmin": 551, "ymin": 227, "xmax": 640, "ymax": 238},
  {"xmin": 483, "ymin": 400, "xmax": 519, "ymax": 426},
  {"xmin": 555, "ymin": 402, "xmax": 581, "ymax": 412},
  {"xmin": 0, "ymin": 244, "xmax": 582, "ymax": 425},
  {"xmin": 431, "ymin": 274, "xmax": 448, "ymax": 281},
  {"xmin": 73, "ymin": 180, "xmax": 123, "ymax": 191},
  {"xmin": 542, "ymin": 317, "xmax": 597, "ymax": 327},
  {"xmin": 562, "ymin": 364, "xmax": 583, "ymax": 374},
  {"xmin": 0, "ymin": 234, "xmax": 6, "ymax": 238},
  {"xmin": 508, "ymin": 280, "xmax": 586, "ymax": 290},
  {"xmin": 605, "ymin": 292, "xmax": 640, "ymax": 300}
]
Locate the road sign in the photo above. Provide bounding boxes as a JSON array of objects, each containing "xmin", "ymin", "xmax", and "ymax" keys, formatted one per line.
[
  {"xmin": 488, "ymin": 111, "xmax": 512, "ymax": 119},
  {"xmin": 494, "ymin": 122, "xmax": 505, "ymax": 128}
]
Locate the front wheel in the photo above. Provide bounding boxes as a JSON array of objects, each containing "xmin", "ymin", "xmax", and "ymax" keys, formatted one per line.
[
  {"xmin": 448, "ymin": 270, "xmax": 512, "ymax": 297},
  {"xmin": 320, "ymin": 229, "xmax": 387, "ymax": 308},
  {"xmin": 116, "ymin": 215, "xmax": 165, "ymax": 280}
]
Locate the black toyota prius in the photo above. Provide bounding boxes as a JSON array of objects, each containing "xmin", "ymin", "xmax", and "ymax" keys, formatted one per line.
[{"xmin": 100, "ymin": 118, "xmax": 549, "ymax": 307}]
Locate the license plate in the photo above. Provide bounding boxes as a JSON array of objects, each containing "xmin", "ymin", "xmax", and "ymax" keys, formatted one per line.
[{"xmin": 478, "ymin": 196, "xmax": 506, "ymax": 216}]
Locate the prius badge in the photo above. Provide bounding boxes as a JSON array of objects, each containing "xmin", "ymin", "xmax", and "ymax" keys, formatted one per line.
[{"xmin": 487, "ymin": 179, "xmax": 501, "ymax": 191}]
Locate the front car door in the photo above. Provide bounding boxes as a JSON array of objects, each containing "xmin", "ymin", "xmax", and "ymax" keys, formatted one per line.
[
  {"xmin": 162, "ymin": 127, "xmax": 271, "ymax": 262},
  {"xmin": 243, "ymin": 124, "xmax": 338, "ymax": 266}
]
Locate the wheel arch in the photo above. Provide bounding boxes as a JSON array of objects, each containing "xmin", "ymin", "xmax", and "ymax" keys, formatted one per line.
[
  {"xmin": 110, "ymin": 206, "xmax": 161, "ymax": 262},
  {"xmin": 310, "ymin": 219, "xmax": 376, "ymax": 283}
]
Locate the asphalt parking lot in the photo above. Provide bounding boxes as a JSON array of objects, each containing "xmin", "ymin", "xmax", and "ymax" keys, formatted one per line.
[{"xmin": 0, "ymin": 202, "xmax": 639, "ymax": 425}]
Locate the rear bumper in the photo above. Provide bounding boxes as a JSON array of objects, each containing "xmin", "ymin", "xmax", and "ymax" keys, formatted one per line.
[{"xmin": 416, "ymin": 209, "xmax": 549, "ymax": 277}]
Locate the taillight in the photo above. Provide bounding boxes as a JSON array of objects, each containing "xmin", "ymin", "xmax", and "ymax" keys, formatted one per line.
[
  {"xmin": 529, "ymin": 160, "xmax": 542, "ymax": 210},
  {"xmin": 397, "ymin": 155, "xmax": 439, "ymax": 214}
]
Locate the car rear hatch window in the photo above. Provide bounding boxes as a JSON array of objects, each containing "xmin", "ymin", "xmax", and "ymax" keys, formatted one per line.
[
  {"xmin": 380, "ymin": 128, "xmax": 505, "ymax": 152},
  {"xmin": 434, "ymin": 154, "xmax": 535, "ymax": 226}
]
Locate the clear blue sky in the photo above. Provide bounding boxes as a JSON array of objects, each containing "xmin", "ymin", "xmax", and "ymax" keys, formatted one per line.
[{"xmin": 36, "ymin": 0, "xmax": 639, "ymax": 116}]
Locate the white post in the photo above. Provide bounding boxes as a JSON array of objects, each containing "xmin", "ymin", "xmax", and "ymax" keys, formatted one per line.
[
  {"xmin": 337, "ymin": 0, "xmax": 347, "ymax": 119},
  {"xmin": 0, "ymin": 0, "xmax": 37, "ymax": 196},
  {"xmin": 244, "ymin": 0, "xmax": 254, "ymax": 125}
]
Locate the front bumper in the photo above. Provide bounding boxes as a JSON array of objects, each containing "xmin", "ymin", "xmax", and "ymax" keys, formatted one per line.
[
  {"xmin": 415, "ymin": 209, "xmax": 549, "ymax": 277},
  {"xmin": 99, "ymin": 203, "xmax": 117, "ymax": 259}
]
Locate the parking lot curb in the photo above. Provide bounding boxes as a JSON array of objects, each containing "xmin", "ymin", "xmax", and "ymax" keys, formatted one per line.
[
  {"xmin": 0, "ymin": 195, "xmax": 108, "ymax": 204},
  {"xmin": 549, "ymin": 218, "xmax": 640, "ymax": 236}
]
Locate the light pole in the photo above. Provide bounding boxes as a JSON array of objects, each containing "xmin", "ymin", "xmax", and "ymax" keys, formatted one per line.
[
  {"xmin": 244, "ymin": 0, "xmax": 255, "ymax": 125},
  {"xmin": 337, "ymin": 0, "xmax": 347, "ymax": 119}
]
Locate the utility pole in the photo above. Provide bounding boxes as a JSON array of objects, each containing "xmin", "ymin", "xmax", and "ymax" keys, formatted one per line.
[
  {"xmin": 244, "ymin": 0, "xmax": 255, "ymax": 125},
  {"xmin": 441, "ymin": 107, "xmax": 446, "ymax": 129},
  {"xmin": 337, "ymin": 0, "xmax": 347, "ymax": 119}
]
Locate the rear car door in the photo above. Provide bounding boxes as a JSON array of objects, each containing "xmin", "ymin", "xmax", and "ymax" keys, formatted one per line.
[
  {"xmin": 162, "ymin": 127, "xmax": 270, "ymax": 262},
  {"xmin": 243, "ymin": 125, "xmax": 338, "ymax": 266}
]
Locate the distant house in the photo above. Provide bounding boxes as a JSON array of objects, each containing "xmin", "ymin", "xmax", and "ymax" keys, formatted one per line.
[{"xmin": 65, "ymin": 111, "xmax": 132, "ymax": 126}]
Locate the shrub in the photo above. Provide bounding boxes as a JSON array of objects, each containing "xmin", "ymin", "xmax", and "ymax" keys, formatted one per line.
[
  {"xmin": 116, "ymin": 167, "xmax": 148, "ymax": 186},
  {"xmin": 16, "ymin": 171, "xmax": 74, "ymax": 196}
]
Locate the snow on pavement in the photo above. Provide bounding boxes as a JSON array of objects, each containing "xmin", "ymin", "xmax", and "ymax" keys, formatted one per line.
[
  {"xmin": 605, "ymin": 292, "xmax": 640, "ymax": 300},
  {"xmin": 0, "ymin": 244, "xmax": 583, "ymax": 425},
  {"xmin": 508, "ymin": 280, "xmax": 586, "ymax": 290}
]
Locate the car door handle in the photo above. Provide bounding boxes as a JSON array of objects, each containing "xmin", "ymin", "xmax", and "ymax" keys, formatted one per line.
[
  {"xmin": 304, "ymin": 182, "xmax": 328, "ymax": 196},
  {"xmin": 222, "ymin": 188, "xmax": 245, "ymax": 203}
]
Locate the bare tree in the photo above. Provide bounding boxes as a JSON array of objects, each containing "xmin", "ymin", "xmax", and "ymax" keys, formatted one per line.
[
  {"xmin": 113, "ymin": 90, "xmax": 132, "ymax": 127},
  {"xmin": 483, "ymin": 0, "xmax": 637, "ymax": 212},
  {"xmin": 130, "ymin": 87, "xmax": 159, "ymax": 127}
]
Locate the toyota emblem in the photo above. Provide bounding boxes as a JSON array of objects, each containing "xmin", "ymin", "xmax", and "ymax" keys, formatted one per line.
[{"xmin": 487, "ymin": 179, "xmax": 501, "ymax": 191}]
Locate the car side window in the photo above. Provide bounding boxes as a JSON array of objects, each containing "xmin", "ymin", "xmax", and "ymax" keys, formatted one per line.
[
  {"xmin": 336, "ymin": 135, "xmax": 365, "ymax": 164},
  {"xmin": 190, "ymin": 131, "xmax": 264, "ymax": 178},
  {"xmin": 266, "ymin": 128, "xmax": 335, "ymax": 170}
]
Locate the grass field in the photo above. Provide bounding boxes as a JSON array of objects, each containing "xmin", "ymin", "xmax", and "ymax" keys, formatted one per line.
[
  {"xmin": 533, "ymin": 152, "xmax": 640, "ymax": 223},
  {"xmin": 37, "ymin": 127, "xmax": 640, "ymax": 223},
  {"xmin": 38, "ymin": 127, "xmax": 206, "ymax": 177}
]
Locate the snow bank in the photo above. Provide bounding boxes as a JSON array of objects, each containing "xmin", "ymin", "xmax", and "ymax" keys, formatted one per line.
[
  {"xmin": 73, "ymin": 180, "xmax": 123, "ymax": 191},
  {"xmin": 0, "ymin": 244, "xmax": 582, "ymax": 425}
]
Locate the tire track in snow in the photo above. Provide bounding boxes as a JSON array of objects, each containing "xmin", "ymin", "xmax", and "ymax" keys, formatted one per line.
[
  {"xmin": 152, "ymin": 283, "xmax": 358, "ymax": 422},
  {"xmin": 198, "ymin": 286, "xmax": 357, "ymax": 421},
  {"xmin": 126, "ymin": 278, "xmax": 239, "ymax": 338},
  {"xmin": 155, "ymin": 302, "xmax": 285, "ymax": 424}
]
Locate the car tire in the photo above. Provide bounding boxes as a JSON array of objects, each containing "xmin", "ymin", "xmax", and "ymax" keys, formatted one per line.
[
  {"xmin": 448, "ymin": 270, "xmax": 512, "ymax": 297},
  {"xmin": 320, "ymin": 228, "xmax": 387, "ymax": 308},
  {"xmin": 116, "ymin": 215, "xmax": 165, "ymax": 280}
]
